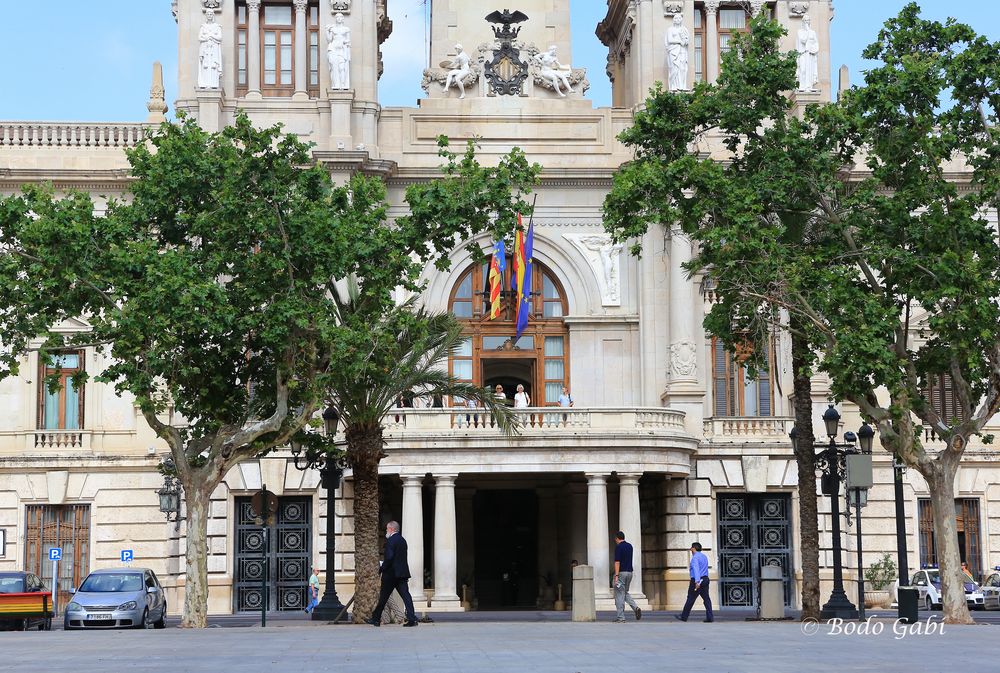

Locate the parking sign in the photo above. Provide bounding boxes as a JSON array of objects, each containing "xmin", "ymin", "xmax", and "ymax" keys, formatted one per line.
[
  {"xmin": 48, "ymin": 548, "xmax": 62, "ymax": 561},
  {"xmin": 121, "ymin": 549, "xmax": 134, "ymax": 563}
]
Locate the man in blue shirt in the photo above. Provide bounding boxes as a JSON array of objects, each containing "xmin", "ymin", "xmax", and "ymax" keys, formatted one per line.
[
  {"xmin": 675, "ymin": 542, "xmax": 714, "ymax": 622},
  {"xmin": 612, "ymin": 531, "xmax": 641, "ymax": 623}
]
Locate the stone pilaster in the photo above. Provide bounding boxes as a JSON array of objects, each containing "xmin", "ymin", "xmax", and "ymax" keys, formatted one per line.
[{"xmin": 401, "ymin": 475, "xmax": 426, "ymax": 604}]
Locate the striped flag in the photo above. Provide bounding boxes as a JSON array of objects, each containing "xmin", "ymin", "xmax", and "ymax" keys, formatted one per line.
[
  {"xmin": 488, "ymin": 240, "xmax": 506, "ymax": 320},
  {"xmin": 514, "ymin": 215, "xmax": 534, "ymax": 341}
]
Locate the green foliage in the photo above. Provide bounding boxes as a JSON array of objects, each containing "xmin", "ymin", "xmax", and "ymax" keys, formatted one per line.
[
  {"xmin": 865, "ymin": 553, "xmax": 898, "ymax": 591},
  {"xmin": 603, "ymin": 6, "xmax": 1000, "ymax": 455}
]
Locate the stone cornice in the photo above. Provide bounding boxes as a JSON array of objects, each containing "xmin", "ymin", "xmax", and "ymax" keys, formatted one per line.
[
  {"xmin": 0, "ymin": 168, "xmax": 132, "ymax": 192},
  {"xmin": 313, "ymin": 151, "xmax": 397, "ymax": 177}
]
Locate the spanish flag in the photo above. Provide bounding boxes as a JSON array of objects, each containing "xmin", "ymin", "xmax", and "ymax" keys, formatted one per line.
[
  {"xmin": 514, "ymin": 215, "xmax": 534, "ymax": 341},
  {"xmin": 488, "ymin": 240, "xmax": 506, "ymax": 320}
]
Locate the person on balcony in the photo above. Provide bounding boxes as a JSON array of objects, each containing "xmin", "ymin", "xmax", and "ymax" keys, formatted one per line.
[{"xmin": 514, "ymin": 384, "xmax": 530, "ymax": 408}]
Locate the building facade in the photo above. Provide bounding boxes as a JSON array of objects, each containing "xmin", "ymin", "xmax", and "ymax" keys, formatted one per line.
[{"xmin": 1, "ymin": 0, "xmax": 998, "ymax": 616}]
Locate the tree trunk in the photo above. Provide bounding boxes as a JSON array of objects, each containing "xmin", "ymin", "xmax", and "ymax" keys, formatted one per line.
[
  {"xmin": 346, "ymin": 423, "xmax": 386, "ymax": 623},
  {"xmin": 791, "ymin": 332, "xmax": 821, "ymax": 621},
  {"xmin": 180, "ymin": 484, "xmax": 211, "ymax": 628},
  {"xmin": 921, "ymin": 456, "xmax": 974, "ymax": 624}
]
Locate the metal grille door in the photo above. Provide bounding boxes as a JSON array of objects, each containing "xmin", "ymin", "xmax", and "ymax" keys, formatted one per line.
[
  {"xmin": 234, "ymin": 496, "xmax": 311, "ymax": 612},
  {"xmin": 25, "ymin": 505, "xmax": 90, "ymax": 611},
  {"xmin": 717, "ymin": 494, "xmax": 792, "ymax": 607}
]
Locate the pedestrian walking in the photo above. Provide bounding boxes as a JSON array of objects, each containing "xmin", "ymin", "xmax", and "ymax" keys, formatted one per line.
[
  {"xmin": 304, "ymin": 565, "xmax": 320, "ymax": 614},
  {"xmin": 366, "ymin": 521, "xmax": 419, "ymax": 627},
  {"xmin": 675, "ymin": 542, "xmax": 713, "ymax": 622},
  {"xmin": 612, "ymin": 531, "xmax": 641, "ymax": 622}
]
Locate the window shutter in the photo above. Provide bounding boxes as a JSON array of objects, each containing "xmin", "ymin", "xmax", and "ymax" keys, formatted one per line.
[
  {"xmin": 713, "ymin": 340, "xmax": 730, "ymax": 416},
  {"xmin": 757, "ymin": 346, "xmax": 772, "ymax": 417}
]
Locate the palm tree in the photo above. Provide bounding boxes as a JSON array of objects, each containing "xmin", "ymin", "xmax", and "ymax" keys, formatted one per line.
[{"xmin": 326, "ymin": 283, "xmax": 515, "ymax": 622}]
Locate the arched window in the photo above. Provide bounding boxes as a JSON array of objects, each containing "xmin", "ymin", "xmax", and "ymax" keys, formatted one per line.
[{"xmin": 448, "ymin": 260, "xmax": 570, "ymax": 406}]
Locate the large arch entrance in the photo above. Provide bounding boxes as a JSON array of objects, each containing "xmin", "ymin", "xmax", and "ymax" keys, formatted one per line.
[{"xmin": 448, "ymin": 259, "xmax": 570, "ymax": 406}]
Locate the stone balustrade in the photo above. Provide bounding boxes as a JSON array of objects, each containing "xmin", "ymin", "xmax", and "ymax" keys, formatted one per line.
[
  {"xmin": 31, "ymin": 430, "xmax": 90, "ymax": 450},
  {"xmin": 702, "ymin": 416, "xmax": 794, "ymax": 442},
  {"xmin": 383, "ymin": 406, "xmax": 688, "ymax": 434},
  {"xmin": 0, "ymin": 122, "xmax": 149, "ymax": 148}
]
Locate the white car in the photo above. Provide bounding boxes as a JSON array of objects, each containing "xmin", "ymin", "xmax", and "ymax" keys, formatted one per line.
[
  {"xmin": 981, "ymin": 570, "xmax": 1000, "ymax": 610},
  {"xmin": 898, "ymin": 569, "xmax": 985, "ymax": 611}
]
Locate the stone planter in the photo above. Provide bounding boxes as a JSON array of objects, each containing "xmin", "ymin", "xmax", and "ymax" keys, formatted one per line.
[{"xmin": 865, "ymin": 590, "xmax": 891, "ymax": 609}]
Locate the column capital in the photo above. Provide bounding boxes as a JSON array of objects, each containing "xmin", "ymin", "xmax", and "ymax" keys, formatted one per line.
[
  {"xmin": 617, "ymin": 473, "xmax": 642, "ymax": 485},
  {"xmin": 704, "ymin": 0, "xmax": 720, "ymax": 15},
  {"xmin": 434, "ymin": 473, "xmax": 459, "ymax": 486},
  {"xmin": 246, "ymin": 0, "xmax": 261, "ymax": 10},
  {"xmin": 585, "ymin": 472, "xmax": 610, "ymax": 484},
  {"xmin": 401, "ymin": 475, "xmax": 425, "ymax": 487},
  {"xmin": 292, "ymin": 0, "xmax": 308, "ymax": 10}
]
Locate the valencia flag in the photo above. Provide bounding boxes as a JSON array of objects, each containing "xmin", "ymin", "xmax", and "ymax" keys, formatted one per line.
[{"xmin": 488, "ymin": 240, "xmax": 506, "ymax": 320}]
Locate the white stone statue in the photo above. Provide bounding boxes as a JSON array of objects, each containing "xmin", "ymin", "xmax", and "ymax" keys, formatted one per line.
[
  {"xmin": 796, "ymin": 15, "xmax": 820, "ymax": 91},
  {"xmin": 665, "ymin": 14, "xmax": 690, "ymax": 91},
  {"xmin": 197, "ymin": 10, "xmax": 223, "ymax": 89},
  {"xmin": 534, "ymin": 46, "xmax": 574, "ymax": 97},
  {"xmin": 442, "ymin": 44, "xmax": 473, "ymax": 99},
  {"xmin": 581, "ymin": 235, "xmax": 623, "ymax": 303},
  {"xmin": 326, "ymin": 13, "xmax": 352, "ymax": 90}
]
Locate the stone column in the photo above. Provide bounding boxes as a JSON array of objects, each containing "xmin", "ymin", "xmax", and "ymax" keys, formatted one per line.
[
  {"xmin": 586, "ymin": 473, "xmax": 612, "ymax": 600},
  {"xmin": 292, "ymin": 0, "xmax": 309, "ymax": 99},
  {"xmin": 705, "ymin": 0, "xmax": 720, "ymax": 83},
  {"xmin": 432, "ymin": 474, "xmax": 462, "ymax": 609},
  {"xmin": 246, "ymin": 0, "xmax": 262, "ymax": 99},
  {"xmin": 668, "ymin": 231, "xmax": 697, "ymax": 386},
  {"xmin": 618, "ymin": 473, "xmax": 647, "ymax": 599},
  {"xmin": 401, "ymin": 476, "xmax": 426, "ymax": 604}
]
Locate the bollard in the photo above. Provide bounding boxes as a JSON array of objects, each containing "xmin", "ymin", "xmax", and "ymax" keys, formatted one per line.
[
  {"xmin": 759, "ymin": 565, "xmax": 784, "ymax": 619},
  {"xmin": 554, "ymin": 583, "xmax": 566, "ymax": 611},
  {"xmin": 572, "ymin": 565, "xmax": 596, "ymax": 622}
]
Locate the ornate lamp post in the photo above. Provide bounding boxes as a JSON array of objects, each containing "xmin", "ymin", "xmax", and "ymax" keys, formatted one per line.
[
  {"xmin": 290, "ymin": 406, "xmax": 348, "ymax": 621},
  {"xmin": 157, "ymin": 459, "xmax": 183, "ymax": 531},
  {"xmin": 790, "ymin": 404, "xmax": 860, "ymax": 620}
]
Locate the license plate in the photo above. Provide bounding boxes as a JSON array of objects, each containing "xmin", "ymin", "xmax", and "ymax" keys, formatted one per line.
[{"xmin": 88, "ymin": 613, "xmax": 112, "ymax": 620}]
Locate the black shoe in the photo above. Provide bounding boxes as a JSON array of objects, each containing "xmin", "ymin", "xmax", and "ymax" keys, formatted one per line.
[
  {"xmin": 634, "ymin": 607, "xmax": 642, "ymax": 621},
  {"xmin": 703, "ymin": 618, "xmax": 714, "ymax": 623},
  {"xmin": 674, "ymin": 615, "xmax": 687, "ymax": 622},
  {"xmin": 364, "ymin": 617, "xmax": 381, "ymax": 627},
  {"xmin": 403, "ymin": 620, "xmax": 418, "ymax": 627}
]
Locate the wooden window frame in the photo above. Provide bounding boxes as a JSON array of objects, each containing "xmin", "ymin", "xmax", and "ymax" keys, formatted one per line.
[
  {"xmin": 448, "ymin": 262, "xmax": 571, "ymax": 406},
  {"xmin": 25, "ymin": 504, "xmax": 90, "ymax": 611},
  {"xmin": 307, "ymin": 4, "xmax": 321, "ymax": 97},
  {"xmin": 711, "ymin": 338, "xmax": 773, "ymax": 417},
  {"xmin": 926, "ymin": 373, "xmax": 964, "ymax": 425},
  {"xmin": 918, "ymin": 498, "xmax": 982, "ymax": 580},
  {"xmin": 236, "ymin": 3, "xmax": 249, "ymax": 95},
  {"xmin": 693, "ymin": 9, "xmax": 706, "ymax": 83},
  {"xmin": 261, "ymin": 2, "xmax": 295, "ymax": 96},
  {"xmin": 37, "ymin": 351, "xmax": 85, "ymax": 430}
]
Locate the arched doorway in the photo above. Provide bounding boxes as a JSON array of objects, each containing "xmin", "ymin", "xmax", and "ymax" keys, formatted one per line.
[{"xmin": 448, "ymin": 259, "xmax": 570, "ymax": 406}]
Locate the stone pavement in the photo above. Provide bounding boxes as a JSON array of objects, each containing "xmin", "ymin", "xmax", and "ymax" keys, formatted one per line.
[{"xmin": 0, "ymin": 616, "xmax": 992, "ymax": 673}]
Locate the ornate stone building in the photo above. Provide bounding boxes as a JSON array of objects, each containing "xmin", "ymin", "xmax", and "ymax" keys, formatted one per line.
[{"xmin": 1, "ymin": 0, "xmax": 998, "ymax": 617}]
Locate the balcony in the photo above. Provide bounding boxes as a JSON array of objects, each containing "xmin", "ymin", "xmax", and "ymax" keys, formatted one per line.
[
  {"xmin": 376, "ymin": 407, "xmax": 699, "ymax": 477},
  {"xmin": 702, "ymin": 416, "xmax": 794, "ymax": 444}
]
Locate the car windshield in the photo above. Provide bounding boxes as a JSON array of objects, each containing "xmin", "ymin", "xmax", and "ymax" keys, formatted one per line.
[
  {"xmin": 78, "ymin": 573, "xmax": 144, "ymax": 593},
  {"xmin": 926, "ymin": 571, "xmax": 978, "ymax": 591},
  {"xmin": 0, "ymin": 577, "xmax": 24, "ymax": 593}
]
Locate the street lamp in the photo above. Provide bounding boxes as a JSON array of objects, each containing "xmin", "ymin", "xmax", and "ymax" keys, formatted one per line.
[
  {"xmin": 290, "ymin": 405, "xmax": 348, "ymax": 621},
  {"xmin": 790, "ymin": 405, "xmax": 859, "ymax": 620},
  {"xmin": 157, "ymin": 459, "xmax": 182, "ymax": 530}
]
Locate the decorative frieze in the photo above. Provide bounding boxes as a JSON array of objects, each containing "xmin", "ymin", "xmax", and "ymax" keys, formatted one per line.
[
  {"xmin": 662, "ymin": 1, "xmax": 683, "ymax": 15},
  {"xmin": 565, "ymin": 233, "xmax": 624, "ymax": 306},
  {"xmin": 331, "ymin": 0, "xmax": 351, "ymax": 13},
  {"xmin": 789, "ymin": 1, "xmax": 811, "ymax": 16}
]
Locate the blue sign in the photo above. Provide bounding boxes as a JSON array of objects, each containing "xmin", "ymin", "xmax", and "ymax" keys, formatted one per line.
[
  {"xmin": 48, "ymin": 548, "xmax": 62, "ymax": 561},
  {"xmin": 121, "ymin": 550, "xmax": 134, "ymax": 563}
]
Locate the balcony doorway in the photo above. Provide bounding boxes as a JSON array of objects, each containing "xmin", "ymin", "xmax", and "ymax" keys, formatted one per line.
[
  {"xmin": 482, "ymin": 358, "xmax": 534, "ymax": 405},
  {"xmin": 473, "ymin": 489, "xmax": 539, "ymax": 609}
]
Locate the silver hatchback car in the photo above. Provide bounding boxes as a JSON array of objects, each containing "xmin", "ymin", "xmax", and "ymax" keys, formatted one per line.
[{"xmin": 64, "ymin": 568, "xmax": 167, "ymax": 630}]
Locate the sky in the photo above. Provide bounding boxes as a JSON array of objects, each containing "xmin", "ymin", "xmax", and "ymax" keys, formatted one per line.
[{"xmin": 0, "ymin": 1, "xmax": 998, "ymax": 121}]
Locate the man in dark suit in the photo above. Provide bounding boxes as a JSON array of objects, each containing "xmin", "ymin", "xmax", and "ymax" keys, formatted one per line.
[{"xmin": 367, "ymin": 520, "xmax": 419, "ymax": 627}]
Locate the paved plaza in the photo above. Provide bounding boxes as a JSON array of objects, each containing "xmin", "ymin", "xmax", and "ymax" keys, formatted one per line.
[{"xmin": 0, "ymin": 617, "xmax": 992, "ymax": 673}]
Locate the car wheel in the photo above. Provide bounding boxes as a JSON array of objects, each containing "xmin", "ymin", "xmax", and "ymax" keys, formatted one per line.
[
  {"xmin": 43, "ymin": 618, "xmax": 52, "ymax": 631},
  {"xmin": 154, "ymin": 604, "xmax": 166, "ymax": 629},
  {"xmin": 137, "ymin": 609, "xmax": 151, "ymax": 629}
]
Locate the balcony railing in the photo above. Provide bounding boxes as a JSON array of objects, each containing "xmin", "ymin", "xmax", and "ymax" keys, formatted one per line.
[
  {"xmin": 32, "ymin": 430, "xmax": 90, "ymax": 450},
  {"xmin": 702, "ymin": 416, "xmax": 793, "ymax": 442},
  {"xmin": 383, "ymin": 407, "xmax": 688, "ymax": 434},
  {"xmin": 0, "ymin": 122, "xmax": 149, "ymax": 148}
]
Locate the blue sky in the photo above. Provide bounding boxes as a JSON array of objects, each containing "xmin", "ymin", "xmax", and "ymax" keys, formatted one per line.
[{"xmin": 0, "ymin": 1, "xmax": 997, "ymax": 121}]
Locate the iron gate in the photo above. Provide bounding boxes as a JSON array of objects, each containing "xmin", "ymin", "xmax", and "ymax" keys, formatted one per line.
[
  {"xmin": 234, "ymin": 496, "xmax": 311, "ymax": 613},
  {"xmin": 717, "ymin": 494, "xmax": 792, "ymax": 607}
]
